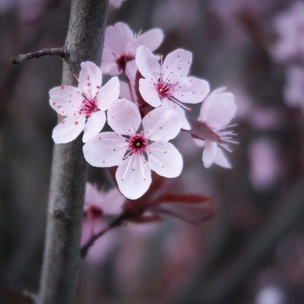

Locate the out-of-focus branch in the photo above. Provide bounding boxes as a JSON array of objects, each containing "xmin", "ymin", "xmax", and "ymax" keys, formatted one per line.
[
  {"xmin": 81, "ymin": 213, "xmax": 129, "ymax": 258},
  {"xmin": 10, "ymin": 48, "xmax": 68, "ymax": 65},
  {"xmin": 177, "ymin": 178, "xmax": 304, "ymax": 304},
  {"xmin": 36, "ymin": 1, "xmax": 109, "ymax": 304}
]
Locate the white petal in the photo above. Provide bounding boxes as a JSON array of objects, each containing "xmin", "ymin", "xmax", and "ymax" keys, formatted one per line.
[
  {"xmin": 214, "ymin": 147, "xmax": 231, "ymax": 168},
  {"xmin": 116, "ymin": 154, "xmax": 152, "ymax": 200},
  {"xmin": 162, "ymin": 49, "xmax": 192, "ymax": 83},
  {"xmin": 173, "ymin": 77, "xmax": 210, "ymax": 104},
  {"xmin": 83, "ymin": 111, "xmax": 106, "ymax": 143},
  {"xmin": 101, "ymin": 48, "xmax": 120, "ymax": 75},
  {"xmin": 136, "ymin": 46, "xmax": 161, "ymax": 81},
  {"xmin": 107, "ymin": 99, "xmax": 141, "ymax": 135},
  {"xmin": 147, "ymin": 141, "xmax": 183, "ymax": 178},
  {"xmin": 83, "ymin": 132, "xmax": 127, "ymax": 167},
  {"xmin": 104, "ymin": 22, "xmax": 133, "ymax": 55},
  {"xmin": 131, "ymin": 28, "xmax": 164, "ymax": 52},
  {"xmin": 52, "ymin": 115, "xmax": 86, "ymax": 144},
  {"xmin": 202, "ymin": 141, "xmax": 217, "ymax": 168},
  {"xmin": 142, "ymin": 107, "xmax": 180, "ymax": 141},
  {"xmin": 193, "ymin": 138, "xmax": 205, "ymax": 147},
  {"xmin": 199, "ymin": 88, "xmax": 236, "ymax": 130},
  {"xmin": 49, "ymin": 85, "xmax": 82, "ymax": 115},
  {"xmin": 97, "ymin": 77, "xmax": 120, "ymax": 111},
  {"xmin": 162, "ymin": 100, "xmax": 190, "ymax": 130},
  {"xmin": 139, "ymin": 79, "xmax": 162, "ymax": 107},
  {"xmin": 79, "ymin": 61, "xmax": 102, "ymax": 99}
]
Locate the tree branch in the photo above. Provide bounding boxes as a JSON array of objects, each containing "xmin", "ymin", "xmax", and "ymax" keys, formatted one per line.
[
  {"xmin": 36, "ymin": 1, "xmax": 109, "ymax": 304},
  {"xmin": 10, "ymin": 48, "xmax": 68, "ymax": 65}
]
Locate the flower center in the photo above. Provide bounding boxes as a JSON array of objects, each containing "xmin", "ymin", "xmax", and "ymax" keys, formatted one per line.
[
  {"xmin": 156, "ymin": 81, "xmax": 174, "ymax": 98},
  {"xmin": 80, "ymin": 96, "xmax": 98, "ymax": 117},
  {"xmin": 128, "ymin": 133, "xmax": 148, "ymax": 154},
  {"xmin": 116, "ymin": 54, "xmax": 135, "ymax": 73},
  {"xmin": 86, "ymin": 205, "xmax": 103, "ymax": 220}
]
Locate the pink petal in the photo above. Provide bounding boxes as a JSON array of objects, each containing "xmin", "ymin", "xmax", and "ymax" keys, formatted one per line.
[
  {"xmin": 193, "ymin": 137, "xmax": 205, "ymax": 147},
  {"xmin": 104, "ymin": 22, "xmax": 133, "ymax": 55},
  {"xmin": 83, "ymin": 111, "xmax": 106, "ymax": 143},
  {"xmin": 131, "ymin": 28, "xmax": 164, "ymax": 52},
  {"xmin": 139, "ymin": 79, "xmax": 162, "ymax": 107},
  {"xmin": 162, "ymin": 99, "xmax": 191, "ymax": 130},
  {"xmin": 214, "ymin": 147, "xmax": 231, "ymax": 168},
  {"xmin": 202, "ymin": 140, "xmax": 217, "ymax": 168},
  {"xmin": 173, "ymin": 77, "xmax": 210, "ymax": 104},
  {"xmin": 97, "ymin": 76, "xmax": 120, "ymax": 111},
  {"xmin": 101, "ymin": 48, "xmax": 119, "ymax": 75},
  {"xmin": 147, "ymin": 141, "xmax": 183, "ymax": 178},
  {"xmin": 135, "ymin": 46, "xmax": 161, "ymax": 81},
  {"xmin": 52, "ymin": 115, "xmax": 86, "ymax": 144},
  {"xmin": 142, "ymin": 107, "xmax": 180, "ymax": 141},
  {"xmin": 107, "ymin": 99, "xmax": 141, "ymax": 135},
  {"xmin": 83, "ymin": 132, "xmax": 127, "ymax": 167},
  {"xmin": 49, "ymin": 85, "xmax": 82, "ymax": 115},
  {"xmin": 199, "ymin": 88, "xmax": 236, "ymax": 130},
  {"xmin": 79, "ymin": 62, "xmax": 102, "ymax": 99},
  {"xmin": 116, "ymin": 154, "xmax": 152, "ymax": 200},
  {"xmin": 162, "ymin": 49, "xmax": 192, "ymax": 83}
]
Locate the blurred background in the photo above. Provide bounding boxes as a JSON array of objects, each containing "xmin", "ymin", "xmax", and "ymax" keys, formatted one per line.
[{"xmin": 1, "ymin": 0, "xmax": 304, "ymax": 303}]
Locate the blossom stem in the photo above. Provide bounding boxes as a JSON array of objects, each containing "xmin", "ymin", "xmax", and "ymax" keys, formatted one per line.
[
  {"xmin": 81, "ymin": 212, "xmax": 129, "ymax": 258},
  {"xmin": 10, "ymin": 48, "xmax": 68, "ymax": 65}
]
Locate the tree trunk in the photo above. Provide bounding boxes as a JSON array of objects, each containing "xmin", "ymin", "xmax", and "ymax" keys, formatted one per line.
[{"xmin": 36, "ymin": 1, "xmax": 109, "ymax": 303}]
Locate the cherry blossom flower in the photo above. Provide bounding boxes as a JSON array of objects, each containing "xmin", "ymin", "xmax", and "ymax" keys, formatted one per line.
[
  {"xmin": 109, "ymin": 0, "xmax": 126, "ymax": 8},
  {"xmin": 193, "ymin": 88, "xmax": 237, "ymax": 168},
  {"xmin": 271, "ymin": 1, "xmax": 304, "ymax": 62},
  {"xmin": 136, "ymin": 45, "xmax": 210, "ymax": 130},
  {"xmin": 49, "ymin": 61, "xmax": 119, "ymax": 144},
  {"xmin": 101, "ymin": 22, "xmax": 164, "ymax": 76},
  {"xmin": 83, "ymin": 99, "xmax": 183, "ymax": 200},
  {"xmin": 81, "ymin": 183, "xmax": 125, "ymax": 263},
  {"xmin": 283, "ymin": 65, "xmax": 304, "ymax": 110}
]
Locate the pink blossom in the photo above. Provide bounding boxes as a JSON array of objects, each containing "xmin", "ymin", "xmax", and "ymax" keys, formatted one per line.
[
  {"xmin": 83, "ymin": 99, "xmax": 183, "ymax": 200},
  {"xmin": 271, "ymin": 1, "xmax": 304, "ymax": 62},
  {"xmin": 49, "ymin": 61, "xmax": 119, "ymax": 144},
  {"xmin": 109, "ymin": 0, "xmax": 126, "ymax": 8},
  {"xmin": 101, "ymin": 22, "xmax": 164, "ymax": 75},
  {"xmin": 283, "ymin": 65, "xmax": 304, "ymax": 110},
  {"xmin": 81, "ymin": 183, "xmax": 125, "ymax": 263},
  {"xmin": 193, "ymin": 88, "xmax": 237, "ymax": 168},
  {"xmin": 136, "ymin": 46, "xmax": 210, "ymax": 130}
]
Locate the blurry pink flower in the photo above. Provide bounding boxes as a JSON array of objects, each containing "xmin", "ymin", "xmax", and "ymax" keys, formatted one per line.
[
  {"xmin": 49, "ymin": 61, "xmax": 119, "ymax": 144},
  {"xmin": 83, "ymin": 99, "xmax": 183, "ymax": 200},
  {"xmin": 109, "ymin": 0, "xmax": 126, "ymax": 8},
  {"xmin": 283, "ymin": 65, "xmax": 304, "ymax": 109},
  {"xmin": 249, "ymin": 138, "xmax": 283, "ymax": 191},
  {"xmin": 136, "ymin": 46, "xmax": 210, "ymax": 130},
  {"xmin": 81, "ymin": 183, "xmax": 125, "ymax": 263},
  {"xmin": 101, "ymin": 22, "xmax": 164, "ymax": 75},
  {"xmin": 193, "ymin": 88, "xmax": 237, "ymax": 168},
  {"xmin": 271, "ymin": 1, "xmax": 304, "ymax": 61}
]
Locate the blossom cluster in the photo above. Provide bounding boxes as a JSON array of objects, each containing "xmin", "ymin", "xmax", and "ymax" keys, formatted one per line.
[{"xmin": 49, "ymin": 22, "xmax": 237, "ymax": 200}]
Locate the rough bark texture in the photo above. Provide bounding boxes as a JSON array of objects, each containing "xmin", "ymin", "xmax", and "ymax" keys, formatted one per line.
[{"xmin": 37, "ymin": 1, "xmax": 109, "ymax": 303}]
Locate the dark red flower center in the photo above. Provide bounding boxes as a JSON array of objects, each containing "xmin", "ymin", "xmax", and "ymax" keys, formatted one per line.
[{"xmin": 86, "ymin": 205, "xmax": 103, "ymax": 220}]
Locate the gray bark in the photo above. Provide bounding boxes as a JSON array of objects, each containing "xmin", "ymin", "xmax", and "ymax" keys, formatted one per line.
[{"xmin": 36, "ymin": 1, "xmax": 109, "ymax": 303}]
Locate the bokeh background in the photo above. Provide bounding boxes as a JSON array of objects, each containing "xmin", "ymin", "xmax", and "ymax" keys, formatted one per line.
[{"xmin": 1, "ymin": 0, "xmax": 304, "ymax": 303}]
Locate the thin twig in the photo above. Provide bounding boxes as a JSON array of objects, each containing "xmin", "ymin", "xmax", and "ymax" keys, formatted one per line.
[
  {"xmin": 10, "ymin": 47, "xmax": 68, "ymax": 65},
  {"xmin": 81, "ymin": 212, "xmax": 129, "ymax": 258}
]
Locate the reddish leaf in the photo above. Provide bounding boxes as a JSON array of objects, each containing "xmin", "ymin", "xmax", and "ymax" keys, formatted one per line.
[
  {"xmin": 150, "ymin": 201, "xmax": 217, "ymax": 224},
  {"xmin": 151, "ymin": 193, "xmax": 212, "ymax": 206},
  {"xmin": 125, "ymin": 214, "xmax": 162, "ymax": 224}
]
